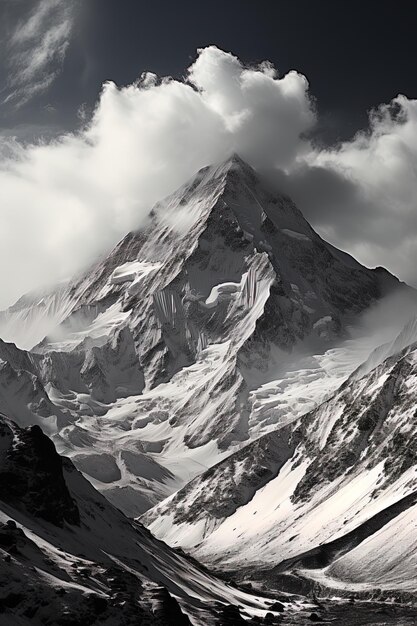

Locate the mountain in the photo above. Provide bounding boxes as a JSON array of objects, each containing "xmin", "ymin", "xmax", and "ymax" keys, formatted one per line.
[
  {"xmin": 1, "ymin": 154, "xmax": 417, "ymax": 622},
  {"xmin": 1, "ymin": 410, "xmax": 313, "ymax": 625},
  {"xmin": 0, "ymin": 154, "xmax": 411, "ymax": 520},
  {"xmin": 143, "ymin": 325, "xmax": 417, "ymax": 601}
]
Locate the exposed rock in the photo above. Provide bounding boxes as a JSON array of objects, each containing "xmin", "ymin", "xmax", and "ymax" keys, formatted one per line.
[{"xmin": 0, "ymin": 420, "xmax": 79, "ymax": 526}]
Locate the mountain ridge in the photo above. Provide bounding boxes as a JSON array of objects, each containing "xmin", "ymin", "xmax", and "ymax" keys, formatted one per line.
[
  {"xmin": 0, "ymin": 153, "xmax": 415, "ymax": 518},
  {"xmin": 1, "ymin": 154, "xmax": 417, "ymax": 621}
]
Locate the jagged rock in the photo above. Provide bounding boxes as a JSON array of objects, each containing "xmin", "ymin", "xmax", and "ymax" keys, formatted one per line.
[
  {"xmin": 0, "ymin": 154, "xmax": 410, "ymax": 519},
  {"xmin": 1, "ymin": 154, "xmax": 417, "ymax": 622},
  {"xmin": 217, "ymin": 604, "xmax": 247, "ymax": 624},
  {"xmin": 0, "ymin": 421, "xmax": 79, "ymax": 526},
  {"xmin": 152, "ymin": 587, "xmax": 192, "ymax": 624}
]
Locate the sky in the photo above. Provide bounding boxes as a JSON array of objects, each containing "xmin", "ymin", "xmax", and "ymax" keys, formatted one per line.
[{"xmin": 0, "ymin": 0, "xmax": 416, "ymax": 307}]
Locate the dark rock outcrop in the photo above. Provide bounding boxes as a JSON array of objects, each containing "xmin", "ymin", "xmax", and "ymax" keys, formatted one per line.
[{"xmin": 0, "ymin": 419, "xmax": 79, "ymax": 526}]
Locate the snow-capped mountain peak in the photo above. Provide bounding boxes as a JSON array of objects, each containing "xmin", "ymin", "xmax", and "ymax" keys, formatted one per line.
[{"xmin": 0, "ymin": 154, "xmax": 414, "ymax": 525}]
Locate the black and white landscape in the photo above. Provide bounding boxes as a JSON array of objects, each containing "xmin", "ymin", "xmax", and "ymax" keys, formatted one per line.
[
  {"xmin": 2, "ymin": 2, "xmax": 417, "ymax": 624},
  {"xmin": 2, "ymin": 152, "xmax": 417, "ymax": 624}
]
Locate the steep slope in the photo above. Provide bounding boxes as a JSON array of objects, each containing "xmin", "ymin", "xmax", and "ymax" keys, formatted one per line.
[
  {"xmin": 143, "ymin": 334, "xmax": 417, "ymax": 599},
  {"xmin": 0, "ymin": 412, "xmax": 313, "ymax": 625},
  {"xmin": 0, "ymin": 283, "xmax": 75, "ymax": 350},
  {"xmin": 0, "ymin": 154, "xmax": 412, "ymax": 517},
  {"xmin": 0, "ymin": 339, "xmax": 68, "ymax": 433}
]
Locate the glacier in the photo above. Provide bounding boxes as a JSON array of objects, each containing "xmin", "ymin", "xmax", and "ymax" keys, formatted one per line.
[{"xmin": 1, "ymin": 154, "xmax": 417, "ymax": 623}]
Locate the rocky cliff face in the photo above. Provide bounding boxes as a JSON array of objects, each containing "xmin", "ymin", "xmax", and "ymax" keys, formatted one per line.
[
  {"xmin": 0, "ymin": 418, "xmax": 79, "ymax": 526},
  {"xmin": 0, "ymin": 156, "xmax": 407, "ymax": 515},
  {"xmin": 1, "ymin": 155, "xmax": 417, "ymax": 619},
  {"xmin": 0, "ymin": 411, "xmax": 306, "ymax": 625},
  {"xmin": 0, "ymin": 155, "xmax": 410, "ymax": 518},
  {"xmin": 144, "ymin": 332, "xmax": 417, "ymax": 601}
]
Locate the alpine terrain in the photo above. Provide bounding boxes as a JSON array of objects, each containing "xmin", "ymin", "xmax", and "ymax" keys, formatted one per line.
[{"xmin": 1, "ymin": 155, "xmax": 417, "ymax": 624}]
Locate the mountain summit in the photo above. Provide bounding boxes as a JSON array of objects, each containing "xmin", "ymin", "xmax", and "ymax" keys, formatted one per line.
[
  {"xmin": 0, "ymin": 155, "xmax": 412, "ymax": 519},
  {"xmin": 1, "ymin": 155, "xmax": 417, "ymax": 621}
]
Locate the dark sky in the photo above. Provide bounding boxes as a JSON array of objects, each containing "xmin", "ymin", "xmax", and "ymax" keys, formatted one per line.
[
  {"xmin": 1, "ymin": 0, "xmax": 416, "ymax": 143},
  {"xmin": 1, "ymin": 0, "xmax": 417, "ymax": 305}
]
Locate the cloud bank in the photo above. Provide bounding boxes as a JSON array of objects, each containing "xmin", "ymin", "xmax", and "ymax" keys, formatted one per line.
[
  {"xmin": 287, "ymin": 95, "xmax": 417, "ymax": 284},
  {"xmin": 0, "ymin": 45, "xmax": 416, "ymax": 308}
]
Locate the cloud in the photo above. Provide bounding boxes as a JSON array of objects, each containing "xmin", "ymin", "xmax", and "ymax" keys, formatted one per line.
[
  {"xmin": 0, "ymin": 46, "xmax": 316, "ymax": 308},
  {"xmin": 288, "ymin": 95, "xmax": 417, "ymax": 284},
  {"xmin": 0, "ymin": 45, "xmax": 416, "ymax": 312},
  {"xmin": 4, "ymin": 0, "xmax": 75, "ymax": 108},
  {"xmin": 189, "ymin": 47, "xmax": 315, "ymax": 167}
]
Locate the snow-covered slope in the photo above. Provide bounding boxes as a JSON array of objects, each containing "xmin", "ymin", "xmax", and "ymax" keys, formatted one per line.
[
  {"xmin": 2, "ymin": 153, "xmax": 417, "ymax": 616},
  {"xmin": 143, "ymin": 338, "xmax": 417, "ymax": 599},
  {"xmin": 0, "ymin": 154, "xmax": 413, "ymax": 520},
  {"xmin": 0, "ymin": 283, "xmax": 76, "ymax": 350},
  {"xmin": 1, "ymin": 411, "xmax": 313, "ymax": 624}
]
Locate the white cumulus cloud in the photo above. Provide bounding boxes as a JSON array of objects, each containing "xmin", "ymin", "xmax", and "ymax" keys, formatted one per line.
[
  {"xmin": 289, "ymin": 95, "xmax": 417, "ymax": 284},
  {"xmin": 0, "ymin": 46, "xmax": 316, "ymax": 308},
  {"xmin": 0, "ymin": 45, "xmax": 416, "ymax": 310}
]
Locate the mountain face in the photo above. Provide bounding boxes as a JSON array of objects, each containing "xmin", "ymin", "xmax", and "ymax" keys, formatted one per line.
[
  {"xmin": 1, "ymin": 154, "xmax": 417, "ymax": 621},
  {"xmin": 1, "ymin": 411, "xmax": 306, "ymax": 625},
  {"xmin": 0, "ymin": 155, "xmax": 409, "ymax": 519},
  {"xmin": 143, "ymin": 330, "xmax": 417, "ymax": 600}
]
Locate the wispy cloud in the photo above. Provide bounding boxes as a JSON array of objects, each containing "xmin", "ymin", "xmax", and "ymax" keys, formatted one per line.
[{"xmin": 4, "ymin": 0, "xmax": 74, "ymax": 108}]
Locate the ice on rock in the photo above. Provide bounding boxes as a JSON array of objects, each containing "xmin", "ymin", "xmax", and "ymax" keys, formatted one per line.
[
  {"xmin": 0, "ymin": 411, "xmax": 284, "ymax": 624},
  {"xmin": 0, "ymin": 284, "xmax": 76, "ymax": 350},
  {"xmin": 110, "ymin": 262, "xmax": 140, "ymax": 284},
  {"xmin": 0, "ymin": 153, "xmax": 416, "ymax": 599},
  {"xmin": 110, "ymin": 259, "xmax": 163, "ymax": 295},
  {"xmin": 153, "ymin": 289, "xmax": 185, "ymax": 328},
  {"xmin": 204, "ymin": 282, "xmax": 241, "ymax": 307},
  {"xmin": 146, "ymin": 332, "xmax": 417, "ymax": 599},
  {"xmin": 240, "ymin": 266, "xmax": 258, "ymax": 309}
]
